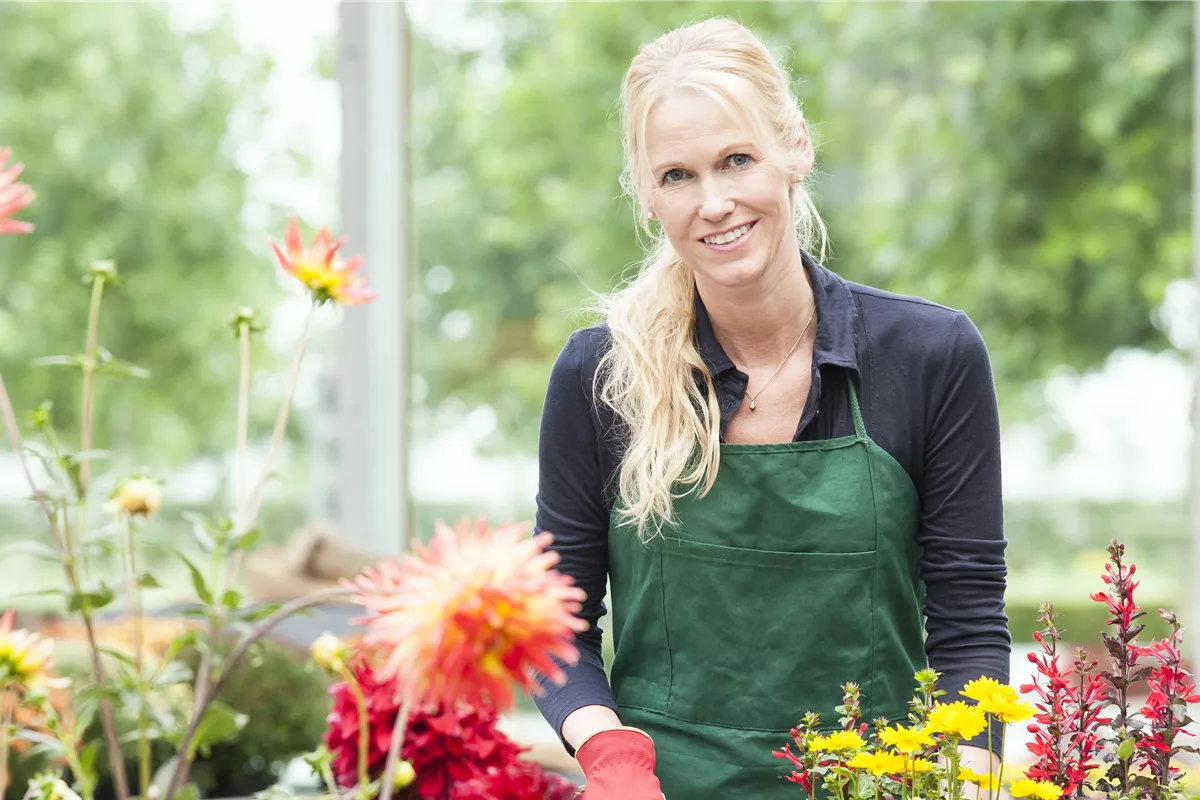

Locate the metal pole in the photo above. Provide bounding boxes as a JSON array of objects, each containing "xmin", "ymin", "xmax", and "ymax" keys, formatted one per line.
[{"xmin": 330, "ymin": 0, "xmax": 411, "ymax": 556}]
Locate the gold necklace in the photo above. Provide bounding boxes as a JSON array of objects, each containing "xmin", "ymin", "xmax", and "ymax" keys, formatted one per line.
[{"xmin": 745, "ymin": 304, "xmax": 817, "ymax": 411}]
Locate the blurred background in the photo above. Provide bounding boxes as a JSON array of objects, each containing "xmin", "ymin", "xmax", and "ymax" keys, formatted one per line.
[{"xmin": 0, "ymin": 0, "xmax": 1195, "ymax": 794}]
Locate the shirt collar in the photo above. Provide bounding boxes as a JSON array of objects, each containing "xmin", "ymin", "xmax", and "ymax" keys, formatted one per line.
[{"xmin": 694, "ymin": 251, "xmax": 860, "ymax": 376}]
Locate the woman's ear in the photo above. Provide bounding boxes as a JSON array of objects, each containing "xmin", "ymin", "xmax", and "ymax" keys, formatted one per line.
[{"xmin": 790, "ymin": 119, "xmax": 815, "ymax": 183}]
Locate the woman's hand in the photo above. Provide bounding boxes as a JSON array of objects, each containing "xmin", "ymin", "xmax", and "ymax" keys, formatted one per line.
[{"xmin": 576, "ymin": 726, "xmax": 665, "ymax": 799}]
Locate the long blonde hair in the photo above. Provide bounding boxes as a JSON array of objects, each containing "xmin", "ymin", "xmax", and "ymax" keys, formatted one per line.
[{"xmin": 595, "ymin": 17, "xmax": 829, "ymax": 542}]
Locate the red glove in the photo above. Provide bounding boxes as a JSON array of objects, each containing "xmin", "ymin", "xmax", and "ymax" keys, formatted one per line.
[{"xmin": 577, "ymin": 727, "xmax": 664, "ymax": 799}]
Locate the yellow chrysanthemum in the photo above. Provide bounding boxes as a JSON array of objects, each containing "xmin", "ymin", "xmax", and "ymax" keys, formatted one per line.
[
  {"xmin": 961, "ymin": 676, "xmax": 1035, "ymax": 721},
  {"xmin": 926, "ymin": 701, "xmax": 987, "ymax": 740},
  {"xmin": 1010, "ymin": 778, "xmax": 1063, "ymax": 800},
  {"xmin": 811, "ymin": 730, "xmax": 866, "ymax": 753},
  {"xmin": 907, "ymin": 758, "xmax": 936, "ymax": 774},
  {"xmin": 848, "ymin": 752, "xmax": 906, "ymax": 776},
  {"xmin": 878, "ymin": 724, "xmax": 934, "ymax": 754},
  {"xmin": 959, "ymin": 767, "xmax": 1001, "ymax": 790}
]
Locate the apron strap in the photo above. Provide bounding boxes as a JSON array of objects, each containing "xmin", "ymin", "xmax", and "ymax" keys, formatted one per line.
[{"xmin": 845, "ymin": 368, "xmax": 867, "ymax": 442}]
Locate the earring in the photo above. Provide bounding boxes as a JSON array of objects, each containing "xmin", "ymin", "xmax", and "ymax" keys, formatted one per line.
[{"xmin": 647, "ymin": 210, "xmax": 656, "ymax": 220}]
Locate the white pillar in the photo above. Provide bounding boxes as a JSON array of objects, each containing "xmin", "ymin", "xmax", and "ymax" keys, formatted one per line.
[
  {"xmin": 1191, "ymin": 0, "xmax": 1200, "ymax": 670},
  {"xmin": 320, "ymin": 0, "xmax": 411, "ymax": 556}
]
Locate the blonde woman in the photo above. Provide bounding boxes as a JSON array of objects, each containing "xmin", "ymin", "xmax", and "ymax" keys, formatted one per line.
[{"xmin": 532, "ymin": 18, "xmax": 1010, "ymax": 799}]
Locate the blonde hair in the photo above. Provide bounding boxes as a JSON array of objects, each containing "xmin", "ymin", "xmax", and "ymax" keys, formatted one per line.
[{"xmin": 595, "ymin": 16, "xmax": 828, "ymax": 542}]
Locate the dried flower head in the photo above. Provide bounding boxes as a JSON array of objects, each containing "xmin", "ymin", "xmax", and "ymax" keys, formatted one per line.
[
  {"xmin": 348, "ymin": 517, "xmax": 588, "ymax": 713},
  {"xmin": 272, "ymin": 217, "xmax": 375, "ymax": 306}
]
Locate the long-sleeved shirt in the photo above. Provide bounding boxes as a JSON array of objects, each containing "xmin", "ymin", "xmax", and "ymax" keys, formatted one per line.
[{"xmin": 531, "ymin": 254, "xmax": 1011, "ymax": 755}]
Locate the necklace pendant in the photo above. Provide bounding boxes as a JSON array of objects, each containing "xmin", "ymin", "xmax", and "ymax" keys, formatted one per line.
[{"xmin": 748, "ymin": 399, "xmax": 757, "ymax": 411}]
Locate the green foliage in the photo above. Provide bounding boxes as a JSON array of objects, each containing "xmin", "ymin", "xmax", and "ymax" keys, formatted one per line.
[
  {"xmin": 410, "ymin": 1, "xmax": 1192, "ymax": 447},
  {"xmin": 0, "ymin": 2, "xmax": 282, "ymax": 464}
]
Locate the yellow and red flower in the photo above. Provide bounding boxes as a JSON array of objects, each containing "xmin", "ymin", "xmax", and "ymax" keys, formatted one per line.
[
  {"xmin": 0, "ymin": 147, "xmax": 35, "ymax": 235},
  {"xmin": 348, "ymin": 517, "xmax": 588, "ymax": 714},
  {"xmin": 271, "ymin": 217, "xmax": 375, "ymax": 306}
]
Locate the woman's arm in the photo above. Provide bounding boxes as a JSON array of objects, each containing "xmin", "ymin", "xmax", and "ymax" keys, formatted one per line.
[
  {"xmin": 531, "ymin": 330, "xmax": 622, "ymax": 754},
  {"xmin": 918, "ymin": 311, "xmax": 1012, "ymax": 757}
]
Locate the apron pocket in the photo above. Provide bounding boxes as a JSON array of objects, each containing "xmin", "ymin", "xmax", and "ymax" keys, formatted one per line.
[{"xmin": 659, "ymin": 539, "xmax": 876, "ymax": 731}]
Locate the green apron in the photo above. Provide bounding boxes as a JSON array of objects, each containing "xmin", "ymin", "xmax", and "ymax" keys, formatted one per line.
[{"xmin": 608, "ymin": 371, "xmax": 927, "ymax": 798}]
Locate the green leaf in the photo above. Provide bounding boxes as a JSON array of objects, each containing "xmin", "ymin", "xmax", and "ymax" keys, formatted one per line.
[
  {"xmin": 238, "ymin": 602, "xmax": 284, "ymax": 623},
  {"xmin": 221, "ymin": 589, "xmax": 243, "ymax": 611},
  {"xmin": 67, "ymin": 582, "xmax": 115, "ymax": 613},
  {"xmin": 163, "ymin": 630, "xmax": 199, "ymax": 663},
  {"xmin": 29, "ymin": 354, "xmax": 85, "ymax": 369},
  {"xmin": 92, "ymin": 346, "xmax": 150, "ymax": 380},
  {"xmin": 138, "ymin": 572, "xmax": 162, "ymax": 589},
  {"xmin": 0, "ymin": 540, "xmax": 61, "ymax": 563},
  {"xmin": 186, "ymin": 700, "xmax": 248, "ymax": 759},
  {"xmin": 1118, "ymin": 737, "xmax": 1136, "ymax": 760},
  {"xmin": 97, "ymin": 645, "xmax": 137, "ymax": 667},
  {"xmin": 175, "ymin": 550, "xmax": 213, "ymax": 605},
  {"xmin": 154, "ymin": 659, "xmax": 193, "ymax": 687},
  {"xmin": 231, "ymin": 527, "xmax": 260, "ymax": 552}
]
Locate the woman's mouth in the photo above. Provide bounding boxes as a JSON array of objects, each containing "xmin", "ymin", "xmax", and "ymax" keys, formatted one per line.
[{"xmin": 700, "ymin": 221, "xmax": 756, "ymax": 252}]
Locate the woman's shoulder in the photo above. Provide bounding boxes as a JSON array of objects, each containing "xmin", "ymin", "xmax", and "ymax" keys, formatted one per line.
[
  {"xmin": 842, "ymin": 279, "xmax": 992, "ymax": 372},
  {"xmin": 547, "ymin": 324, "xmax": 613, "ymax": 400}
]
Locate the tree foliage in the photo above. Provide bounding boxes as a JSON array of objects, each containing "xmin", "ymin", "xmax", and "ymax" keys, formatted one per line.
[
  {"xmin": 0, "ymin": 2, "xmax": 280, "ymax": 464},
  {"xmin": 409, "ymin": 1, "xmax": 1192, "ymax": 447}
]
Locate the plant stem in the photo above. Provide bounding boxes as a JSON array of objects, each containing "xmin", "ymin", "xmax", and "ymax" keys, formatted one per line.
[
  {"xmin": 1, "ymin": 689, "xmax": 11, "ymax": 800},
  {"xmin": 243, "ymin": 303, "xmax": 315, "ymax": 529},
  {"xmin": 987, "ymin": 725, "xmax": 994, "ymax": 800},
  {"xmin": 0, "ymin": 373, "xmax": 129, "ymax": 800},
  {"xmin": 163, "ymin": 586, "xmax": 353, "ymax": 800},
  {"xmin": 234, "ymin": 320, "xmax": 251, "ymax": 529},
  {"xmin": 348, "ymin": 673, "xmax": 370, "ymax": 793},
  {"xmin": 379, "ymin": 693, "xmax": 414, "ymax": 800},
  {"xmin": 79, "ymin": 274, "xmax": 104, "ymax": 496},
  {"xmin": 123, "ymin": 515, "xmax": 150, "ymax": 800},
  {"xmin": 995, "ymin": 724, "xmax": 1005, "ymax": 800}
]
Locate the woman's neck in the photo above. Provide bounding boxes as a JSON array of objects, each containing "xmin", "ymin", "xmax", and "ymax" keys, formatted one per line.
[{"xmin": 698, "ymin": 259, "xmax": 816, "ymax": 369}]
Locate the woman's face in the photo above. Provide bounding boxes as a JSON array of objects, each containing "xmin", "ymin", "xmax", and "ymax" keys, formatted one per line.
[{"xmin": 643, "ymin": 87, "xmax": 811, "ymax": 292}]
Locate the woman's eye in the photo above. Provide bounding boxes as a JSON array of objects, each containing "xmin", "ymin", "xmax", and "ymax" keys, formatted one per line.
[
  {"xmin": 728, "ymin": 153, "xmax": 753, "ymax": 168},
  {"xmin": 662, "ymin": 168, "xmax": 686, "ymax": 185}
]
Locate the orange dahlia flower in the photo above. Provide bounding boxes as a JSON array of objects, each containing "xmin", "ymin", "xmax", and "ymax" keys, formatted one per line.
[
  {"xmin": 348, "ymin": 518, "xmax": 588, "ymax": 713},
  {"xmin": 0, "ymin": 147, "xmax": 35, "ymax": 235},
  {"xmin": 271, "ymin": 217, "xmax": 375, "ymax": 306}
]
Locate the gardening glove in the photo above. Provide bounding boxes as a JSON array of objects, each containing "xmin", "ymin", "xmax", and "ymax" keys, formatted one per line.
[{"xmin": 576, "ymin": 726, "xmax": 665, "ymax": 799}]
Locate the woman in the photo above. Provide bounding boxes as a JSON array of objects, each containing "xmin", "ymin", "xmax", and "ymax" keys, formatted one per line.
[{"xmin": 531, "ymin": 17, "xmax": 1010, "ymax": 799}]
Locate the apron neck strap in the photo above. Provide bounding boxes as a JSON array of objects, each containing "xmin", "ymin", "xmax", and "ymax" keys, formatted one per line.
[{"xmin": 844, "ymin": 369, "xmax": 867, "ymax": 442}]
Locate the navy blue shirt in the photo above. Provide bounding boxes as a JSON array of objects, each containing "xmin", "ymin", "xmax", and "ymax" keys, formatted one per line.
[{"xmin": 532, "ymin": 255, "xmax": 1011, "ymax": 754}]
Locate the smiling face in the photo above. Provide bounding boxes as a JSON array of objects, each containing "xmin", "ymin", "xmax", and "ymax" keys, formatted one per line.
[{"xmin": 643, "ymin": 86, "xmax": 812, "ymax": 293}]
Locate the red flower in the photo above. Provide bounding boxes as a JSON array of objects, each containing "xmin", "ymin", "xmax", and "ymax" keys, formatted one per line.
[
  {"xmin": 0, "ymin": 147, "xmax": 35, "ymax": 235},
  {"xmin": 271, "ymin": 216, "xmax": 375, "ymax": 306},
  {"xmin": 324, "ymin": 656, "xmax": 578, "ymax": 799}
]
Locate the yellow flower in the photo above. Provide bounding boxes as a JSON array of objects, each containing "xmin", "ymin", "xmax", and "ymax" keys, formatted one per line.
[
  {"xmin": 309, "ymin": 633, "xmax": 345, "ymax": 672},
  {"xmin": 907, "ymin": 757, "xmax": 936, "ymax": 774},
  {"xmin": 989, "ymin": 698, "xmax": 1035, "ymax": 724},
  {"xmin": 961, "ymin": 676, "xmax": 1035, "ymax": 721},
  {"xmin": 810, "ymin": 730, "xmax": 866, "ymax": 753},
  {"xmin": 878, "ymin": 724, "xmax": 934, "ymax": 754},
  {"xmin": 0, "ymin": 610, "xmax": 55, "ymax": 688},
  {"xmin": 848, "ymin": 752, "xmax": 906, "ymax": 776},
  {"xmin": 272, "ymin": 217, "xmax": 375, "ymax": 307},
  {"xmin": 1010, "ymin": 778, "xmax": 1063, "ymax": 800},
  {"xmin": 108, "ymin": 477, "xmax": 162, "ymax": 519},
  {"xmin": 959, "ymin": 767, "xmax": 1000, "ymax": 790},
  {"xmin": 392, "ymin": 760, "xmax": 416, "ymax": 789},
  {"xmin": 926, "ymin": 701, "xmax": 987, "ymax": 740}
]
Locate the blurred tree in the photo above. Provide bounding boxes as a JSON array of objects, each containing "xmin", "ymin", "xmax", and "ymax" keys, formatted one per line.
[
  {"xmin": 409, "ymin": 1, "xmax": 1192, "ymax": 448},
  {"xmin": 0, "ymin": 3, "xmax": 281, "ymax": 464}
]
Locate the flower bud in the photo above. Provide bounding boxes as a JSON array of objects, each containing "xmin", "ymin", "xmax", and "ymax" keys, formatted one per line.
[
  {"xmin": 310, "ymin": 633, "xmax": 345, "ymax": 672},
  {"xmin": 392, "ymin": 760, "xmax": 416, "ymax": 789},
  {"xmin": 110, "ymin": 477, "xmax": 162, "ymax": 518}
]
